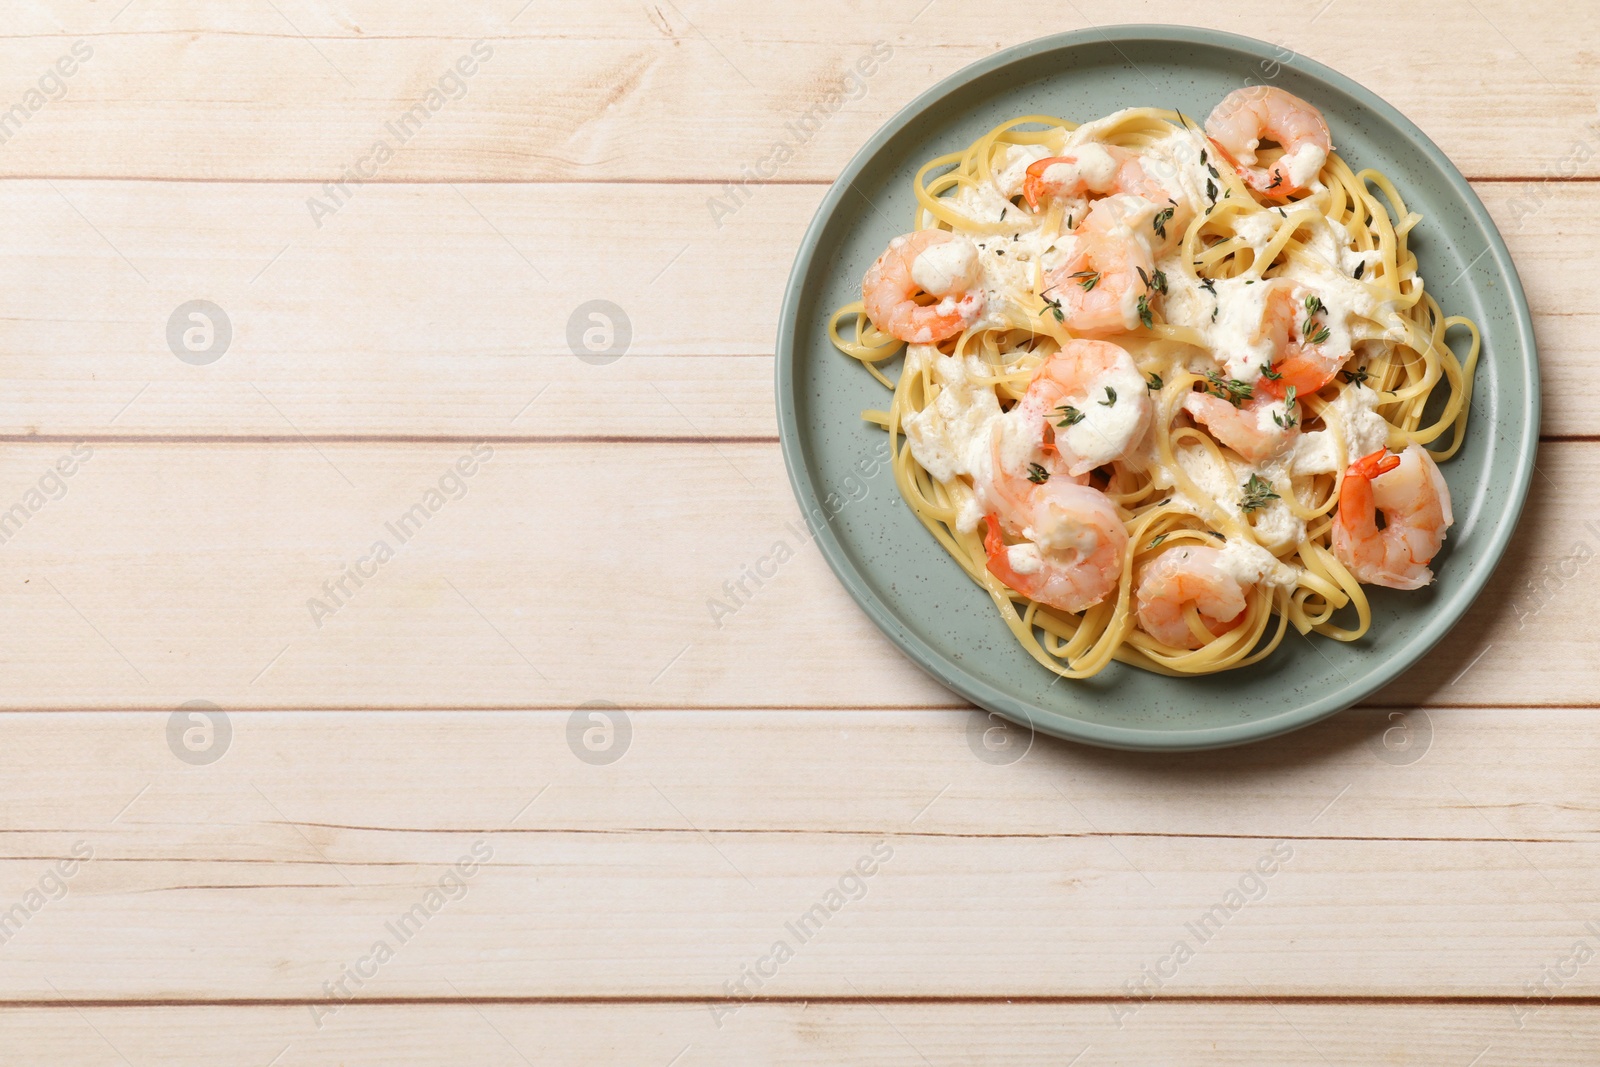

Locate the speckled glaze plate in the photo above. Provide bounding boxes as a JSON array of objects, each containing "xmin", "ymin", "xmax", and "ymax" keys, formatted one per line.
[{"xmin": 775, "ymin": 26, "xmax": 1537, "ymax": 751}]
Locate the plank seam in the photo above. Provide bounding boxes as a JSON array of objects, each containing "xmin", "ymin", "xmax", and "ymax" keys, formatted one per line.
[
  {"xmin": 0, "ymin": 703, "xmax": 1586, "ymax": 712},
  {"xmin": 0, "ymin": 995, "xmax": 1592, "ymax": 1008},
  {"xmin": 0, "ymin": 176, "xmax": 1595, "ymax": 185},
  {"xmin": 0, "ymin": 434, "xmax": 1588, "ymax": 445}
]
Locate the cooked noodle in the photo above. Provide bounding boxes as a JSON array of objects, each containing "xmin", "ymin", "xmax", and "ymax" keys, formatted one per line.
[{"xmin": 829, "ymin": 101, "xmax": 1480, "ymax": 679}]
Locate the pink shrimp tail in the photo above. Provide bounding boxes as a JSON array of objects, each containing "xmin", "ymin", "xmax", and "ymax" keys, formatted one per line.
[
  {"xmin": 1338, "ymin": 449, "xmax": 1399, "ymax": 531},
  {"xmin": 1351, "ymin": 448, "xmax": 1401, "ymax": 481},
  {"xmin": 1206, "ymin": 135, "xmax": 1243, "ymax": 174},
  {"xmin": 982, "ymin": 513, "xmax": 1027, "ymax": 595},
  {"xmin": 1022, "ymin": 158, "xmax": 1056, "ymax": 211},
  {"xmin": 1261, "ymin": 356, "xmax": 1339, "ymax": 399}
]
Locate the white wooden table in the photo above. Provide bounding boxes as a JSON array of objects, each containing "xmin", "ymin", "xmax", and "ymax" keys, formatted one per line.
[{"xmin": 0, "ymin": 2, "xmax": 1595, "ymax": 1062}]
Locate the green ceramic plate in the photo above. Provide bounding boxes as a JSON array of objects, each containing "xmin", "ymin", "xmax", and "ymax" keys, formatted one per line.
[{"xmin": 776, "ymin": 26, "xmax": 1537, "ymax": 751}]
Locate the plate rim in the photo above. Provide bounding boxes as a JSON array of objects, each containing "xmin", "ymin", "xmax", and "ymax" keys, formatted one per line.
[{"xmin": 774, "ymin": 24, "xmax": 1540, "ymax": 751}]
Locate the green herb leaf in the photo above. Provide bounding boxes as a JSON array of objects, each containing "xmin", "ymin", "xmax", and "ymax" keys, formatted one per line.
[
  {"xmin": 1151, "ymin": 268, "xmax": 1168, "ymax": 294},
  {"xmin": 1055, "ymin": 404, "xmax": 1085, "ymax": 427},
  {"xmin": 1069, "ymin": 269, "xmax": 1101, "ymax": 292},
  {"xmin": 1340, "ymin": 365, "xmax": 1371, "ymax": 386},
  {"xmin": 1259, "ymin": 363, "xmax": 1282, "ymax": 381},
  {"xmin": 1205, "ymin": 177, "xmax": 1218, "ymax": 203},
  {"xmin": 1272, "ymin": 385, "xmax": 1299, "ymax": 430},
  {"xmin": 1152, "ymin": 205, "xmax": 1176, "ymax": 239},
  {"xmin": 1100, "ymin": 386, "xmax": 1117, "ymax": 407},
  {"xmin": 1137, "ymin": 294, "xmax": 1153, "ymax": 329},
  {"xmin": 1026, "ymin": 462, "xmax": 1050, "ymax": 484},
  {"xmin": 1199, "ymin": 277, "xmax": 1217, "ymax": 296},
  {"xmin": 1146, "ymin": 372, "xmax": 1163, "ymax": 392},
  {"xmin": 1353, "ymin": 260, "xmax": 1366, "ymax": 279},
  {"xmin": 1041, "ymin": 294, "xmax": 1064, "ymax": 323},
  {"xmin": 1240, "ymin": 473, "xmax": 1280, "ymax": 512},
  {"xmin": 1204, "ymin": 370, "xmax": 1254, "ymax": 406},
  {"xmin": 1309, "ymin": 325, "xmax": 1331, "ymax": 346},
  {"xmin": 1147, "ymin": 533, "xmax": 1168, "ymax": 549}
]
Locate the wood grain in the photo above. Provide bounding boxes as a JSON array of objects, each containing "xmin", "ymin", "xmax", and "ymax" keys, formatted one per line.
[
  {"xmin": 0, "ymin": 2, "xmax": 1593, "ymax": 181},
  {"xmin": 0, "ymin": 439, "xmax": 1586, "ymax": 709},
  {"xmin": 1, "ymin": 1002, "xmax": 1595, "ymax": 1064},
  {"xmin": 0, "ymin": 1, "xmax": 1593, "ymax": 1057},
  {"xmin": 1, "ymin": 708, "xmax": 1598, "ymax": 1001},
  {"xmin": 0, "ymin": 179, "xmax": 1589, "ymax": 438}
]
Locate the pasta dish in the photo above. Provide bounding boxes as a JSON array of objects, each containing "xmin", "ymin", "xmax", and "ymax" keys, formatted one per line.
[{"xmin": 828, "ymin": 87, "xmax": 1479, "ymax": 679}]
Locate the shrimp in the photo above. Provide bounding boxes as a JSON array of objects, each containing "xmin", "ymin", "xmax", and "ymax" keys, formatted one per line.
[
  {"xmin": 1134, "ymin": 546, "xmax": 1251, "ymax": 649},
  {"xmin": 1332, "ymin": 444, "xmax": 1454, "ymax": 590},
  {"xmin": 862, "ymin": 230, "xmax": 985, "ymax": 344},
  {"xmin": 977, "ymin": 409, "xmax": 1088, "ymax": 523},
  {"xmin": 1182, "ymin": 391, "xmax": 1298, "ymax": 463},
  {"xmin": 1017, "ymin": 339, "xmax": 1152, "ymax": 476},
  {"xmin": 981, "ymin": 479, "xmax": 1128, "ymax": 614},
  {"xmin": 1022, "ymin": 144, "xmax": 1170, "ymax": 210},
  {"xmin": 1257, "ymin": 281, "xmax": 1350, "ymax": 398},
  {"xmin": 1077, "ymin": 189, "xmax": 1190, "ymax": 255},
  {"xmin": 1043, "ymin": 218, "xmax": 1155, "ymax": 337},
  {"xmin": 1205, "ymin": 86, "xmax": 1331, "ymax": 199}
]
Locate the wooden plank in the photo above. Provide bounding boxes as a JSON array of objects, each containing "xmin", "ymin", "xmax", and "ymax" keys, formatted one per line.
[
  {"xmin": 0, "ymin": 439, "xmax": 1589, "ymax": 709},
  {"xmin": 0, "ymin": 2, "xmax": 1591, "ymax": 180},
  {"xmin": 2, "ymin": 708, "xmax": 1600, "ymax": 1000},
  {"xmin": 0, "ymin": 179, "xmax": 1589, "ymax": 438},
  {"xmin": 0, "ymin": 1002, "xmax": 1594, "ymax": 1065}
]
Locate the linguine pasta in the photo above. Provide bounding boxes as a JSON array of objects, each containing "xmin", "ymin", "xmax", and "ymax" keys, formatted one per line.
[{"xmin": 829, "ymin": 97, "xmax": 1480, "ymax": 679}]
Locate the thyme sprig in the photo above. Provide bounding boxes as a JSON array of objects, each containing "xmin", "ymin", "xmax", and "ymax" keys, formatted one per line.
[
  {"xmin": 1241, "ymin": 473, "xmax": 1280, "ymax": 512},
  {"xmin": 1204, "ymin": 370, "xmax": 1254, "ymax": 406},
  {"xmin": 1152, "ymin": 203, "xmax": 1176, "ymax": 239},
  {"xmin": 1271, "ymin": 385, "xmax": 1299, "ymax": 430}
]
